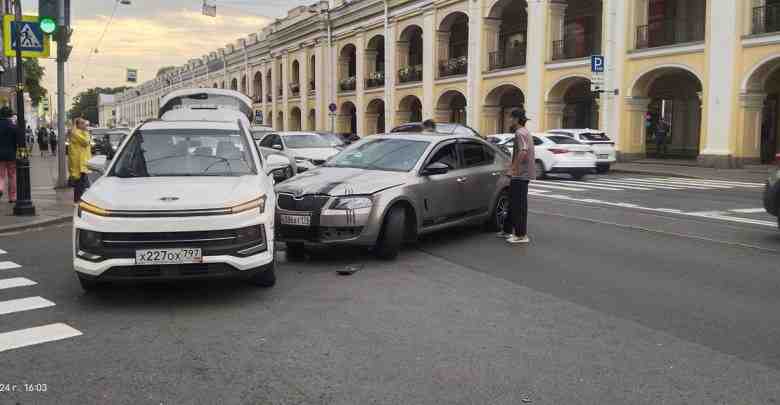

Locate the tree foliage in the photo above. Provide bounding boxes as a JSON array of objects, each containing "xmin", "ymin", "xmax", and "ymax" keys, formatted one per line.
[
  {"xmin": 68, "ymin": 86, "xmax": 130, "ymax": 123},
  {"xmin": 22, "ymin": 59, "xmax": 46, "ymax": 107}
]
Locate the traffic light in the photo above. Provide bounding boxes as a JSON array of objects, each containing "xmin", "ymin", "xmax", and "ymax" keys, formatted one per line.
[
  {"xmin": 644, "ymin": 112, "xmax": 653, "ymax": 129},
  {"xmin": 38, "ymin": 0, "xmax": 58, "ymax": 34}
]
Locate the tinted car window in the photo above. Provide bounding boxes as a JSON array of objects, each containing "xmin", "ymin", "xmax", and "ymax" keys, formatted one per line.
[
  {"xmin": 325, "ymin": 138, "xmax": 429, "ymax": 172},
  {"xmin": 580, "ymin": 132, "xmax": 610, "ymax": 141},
  {"xmin": 532, "ymin": 136, "xmax": 543, "ymax": 146},
  {"xmin": 259, "ymin": 134, "xmax": 275, "ymax": 148},
  {"xmin": 454, "ymin": 125, "xmax": 478, "ymax": 136},
  {"xmin": 390, "ymin": 124, "xmax": 423, "ymax": 133},
  {"xmin": 429, "ymin": 143, "xmax": 459, "ymax": 169},
  {"xmin": 547, "ymin": 136, "xmax": 581, "ymax": 145},
  {"xmin": 460, "ymin": 142, "xmax": 492, "ymax": 167}
]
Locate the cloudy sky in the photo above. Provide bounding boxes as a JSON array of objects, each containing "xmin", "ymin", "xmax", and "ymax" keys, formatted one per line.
[{"xmin": 21, "ymin": 0, "xmax": 311, "ymax": 107}]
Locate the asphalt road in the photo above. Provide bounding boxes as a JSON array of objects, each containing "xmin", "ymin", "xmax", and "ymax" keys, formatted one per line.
[{"xmin": 1, "ymin": 174, "xmax": 780, "ymax": 404}]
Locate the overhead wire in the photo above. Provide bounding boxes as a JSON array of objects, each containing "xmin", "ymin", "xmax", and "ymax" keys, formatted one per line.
[{"xmin": 72, "ymin": 0, "xmax": 121, "ymax": 90}]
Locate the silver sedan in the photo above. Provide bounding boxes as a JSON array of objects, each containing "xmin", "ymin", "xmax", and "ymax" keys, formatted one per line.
[{"xmin": 273, "ymin": 133, "xmax": 511, "ymax": 259}]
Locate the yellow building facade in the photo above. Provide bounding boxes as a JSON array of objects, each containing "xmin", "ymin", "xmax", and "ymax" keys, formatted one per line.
[{"xmin": 115, "ymin": 0, "xmax": 780, "ymax": 168}]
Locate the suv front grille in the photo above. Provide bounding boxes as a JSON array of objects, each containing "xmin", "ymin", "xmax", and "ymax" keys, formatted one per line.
[
  {"xmin": 102, "ymin": 229, "xmax": 237, "ymax": 248},
  {"xmin": 277, "ymin": 193, "xmax": 330, "ymax": 211}
]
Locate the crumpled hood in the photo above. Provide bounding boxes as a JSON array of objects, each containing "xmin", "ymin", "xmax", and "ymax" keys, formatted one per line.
[
  {"xmin": 275, "ymin": 167, "xmax": 408, "ymax": 196},
  {"xmin": 83, "ymin": 176, "xmax": 263, "ymax": 211}
]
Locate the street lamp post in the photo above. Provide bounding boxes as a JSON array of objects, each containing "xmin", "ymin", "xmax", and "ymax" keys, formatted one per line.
[{"xmin": 13, "ymin": 0, "xmax": 35, "ymax": 216}]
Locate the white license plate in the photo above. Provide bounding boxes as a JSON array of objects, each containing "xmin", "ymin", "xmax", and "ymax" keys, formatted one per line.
[
  {"xmin": 280, "ymin": 214, "xmax": 311, "ymax": 226},
  {"xmin": 598, "ymin": 154, "xmax": 609, "ymax": 159},
  {"xmin": 135, "ymin": 248, "xmax": 202, "ymax": 265}
]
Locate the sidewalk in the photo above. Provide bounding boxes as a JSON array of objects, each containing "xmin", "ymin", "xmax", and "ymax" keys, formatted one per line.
[
  {"xmin": 1, "ymin": 153, "xmax": 74, "ymax": 233},
  {"xmin": 612, "ymin": 160, "xmax": 774, "ymax": 183}
]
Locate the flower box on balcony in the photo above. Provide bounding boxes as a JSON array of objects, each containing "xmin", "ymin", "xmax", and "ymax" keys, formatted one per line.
[
  {"xmin": 289, "ymin": 82, "xmax": 300, "ymax": 96},
  {"xmin": 439, "ymin": 56, "xmax": 468, "ymax": 78},
  {"xmin": 365, "ymin": 71, "xmax": 385, "ymax": 88},
  {"xmin": 398, "ymin": 65, "xmax": 422, "ymax": 83},
  {"xmin": 339, "ymin": 76, "xmax": 356, "ymax": 92}
]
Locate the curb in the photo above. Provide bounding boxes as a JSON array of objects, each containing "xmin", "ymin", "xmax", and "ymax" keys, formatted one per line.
[{"xmin": 0, "ymin": 215, "xmax": 72, "ymax": 234}]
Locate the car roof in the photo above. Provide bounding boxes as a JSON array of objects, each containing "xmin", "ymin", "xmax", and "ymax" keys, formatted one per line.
[
  {"xmin": 138, "ymin": 120, "xmax": 239, "ymax": 131},
  {"xmin": 273, "ymin": 131, "xmax": 321, "ymax": 136},
  {"xmin": 547, "ymin": 128, "xmax": 604, "ymax": 135},
  {"xmin": 372, "ymin": 133, "xmax": 473, "ymax": 142}
]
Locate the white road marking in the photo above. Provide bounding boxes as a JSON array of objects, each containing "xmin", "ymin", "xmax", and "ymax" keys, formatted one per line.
[
  {"xmin": 0, "ymin": 278, "xmax": 37, "ymax": 290},
  {"xmin": 0, "ymin": 249, "xmax": 6, "ymax": 255},
  {"xmin": 0, "ymin": 261, "xmax": 21, "ymax": 270},
  {"xmin": 529, "ymin": 183, "xmax": 586, "ymax": 192},
  {"xmin": 645, "ymin": 177, "xmax": 764, "ymax": 188},
  {"xmin": 0, "ymin": 296, "xmax": 55, "ymax": 315},
  {"xmin": 584, "ymin": 180, "xmax": 654, "ymax": 190},
  {"xmin": 637, "ymin": 178, "xmax": 729, "ymax": 189},
  {"xmin": 600, "ymin": 178, "xmax": 687, "ymax": 190},
  {"xmin": 0, "ymin": 323, "xmax": 82, "ymax": 353},
  {"xmin": 535, "ymin": 180, "xmax": 624, "ymax": 191},
  {"xmin": 729, "ymin": 208, "xmax": 767, "ymax": 214},
  {"xmin": 532, "ymin": 193, "xmax": 778, "ymax": 227},
  {"xmin": 621, "ymin": 178, "xmax": 722, "ymax": 189}
]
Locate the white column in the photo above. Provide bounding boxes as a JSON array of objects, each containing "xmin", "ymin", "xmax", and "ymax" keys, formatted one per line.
[
  {"xmin": 356, "ymin": 33, "xmax": 366, "ymax": 136},
  {"xmin": 422, "ymin": 8, "xmax": 436, "ymax": 120},
  {"xmin": 301, "ymin": 48, "xmax": 310, "ymax": 130},
  {"xmin": 605, "ymin": 0, "xmax": 628, "ymax": 149},
  {"xmin": 315, "ymin": 44, "xmax": 326, "ymax": 131},
  {"xmin": 282, "ymin": 53, "xmax": 290, "ymax": 130},
  {"xmin": 271, "ymin": 59, "xmax": 278, "ymax": 129},
  {"xmin": 524, "ymin": 0, "xmax": 547, "ymax": 132},
  {"xmin": 385, "ymin": 19, "xmax": 397, "ymax": 133},
  {"xmin": 467, "ymin": 0, "xmax": 483, "ymax": 132},
  {"xmin": 700, "ymin": 0, "xmax": 738, "ymax": 166}
]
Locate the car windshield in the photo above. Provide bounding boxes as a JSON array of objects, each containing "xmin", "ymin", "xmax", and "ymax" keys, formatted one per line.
[
  {"xmin": 109, "ymin": 128, "xmax": 257, "ymax": 177},
  {"xmin": 580, "ymin": 132, "xmax": 611, "ymax": 141},
  {"xmin": 320, "ymin": 133, "xmax": 347, "ymax": 147},
  {"xmin": 324, "ymin": 138, "xmax": 429, "ymax": 172},
  {"xmin": 283, "ymin": 134, "xmax": 334, "ymax": 149}
]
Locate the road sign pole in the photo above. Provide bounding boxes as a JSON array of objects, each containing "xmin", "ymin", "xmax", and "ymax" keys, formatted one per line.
[
  {"xmin": 13, "ymin": 0, "xmax": 36, "ymax": 216},
  {"xmin": 55, "ymin": 0, "xmax": 67, "ymax": 189}
]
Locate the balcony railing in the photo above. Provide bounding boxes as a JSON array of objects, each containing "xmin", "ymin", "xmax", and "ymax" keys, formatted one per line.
[
  {"xmin": 753, "ymin": 5, "xmax": 780, "ymax": 35},
  {"xmin": 339, "ymin": 76, "xmax": 356, "ymax": 92},
  {"xmin": 636, "ymin": 18, "xmax": 705, "ymax": 49},
  {"xmin": 365, "ymin": 71, "xmax": 385, "ymax": 89},
  {"xmin": 289, "ymin": 82, "xmax": 300, "ymax": 97},
  {"xmin": 488, "ymin": 46, "xmax": 527, "ymax": 71},
  {"xmin": 398, "ymin": 65, "xmax": 422, "ymax": 83},
  {"xmin": 309, "ymin": 80, "xmax": 315, "ymax": 93},
  {"xmin": 439, "ymin": 56, "xmax": 468, "ymax": 78},
  {"xmin": 277, "ymin": 88, "xmax": 283, "ymax": 97},
  {"xmin": 552, "ymin": 34, "xmax": 597, "ymax": 61},
  {"xmin": 265, "ymin": 94, "xmax": 272, "ymax": 102}
]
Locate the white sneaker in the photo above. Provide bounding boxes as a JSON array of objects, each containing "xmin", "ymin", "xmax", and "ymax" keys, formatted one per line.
[
  {"xmin": 495, "ymin": 231, "xmax": 511, "ymax": 238},
  {"xmin": 506, "ymin": 235, "xmax": 530, "ymax": 244}
]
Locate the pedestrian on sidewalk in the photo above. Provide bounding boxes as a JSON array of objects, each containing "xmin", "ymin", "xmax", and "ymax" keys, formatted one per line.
[
  {"xmin": 37, "ymin": 126, "xmax": 49, "ymax": 158},
  {"xmin": 68, "ymin": 118, "xmax": 92, "ymax": 203},
  {"xmin": 25, "ymin": 125, "xmax": 32, "ymax": 147},
  {"xmin": 49, "ymin": 128, "xmax": 57, "ymax": 156},
  {"xmin": 654, "ymin": 118, "xmax": 669, "ymax": 157},
  {"xmin": 0, "ymin": 107, "xmax": 18, "ymax": 203},
  {"xmin": 497, "ymin": 109, "xmax": 534, "ymax": 244}
]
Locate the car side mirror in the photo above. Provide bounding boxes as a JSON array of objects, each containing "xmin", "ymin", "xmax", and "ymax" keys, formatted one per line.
[
  {"xmin": 86, "ymin": 155, "xmax": 108, "ymax": 174},
  {"xmin": 422, "ymin": 161, "xmax": 450, "ymax": 176},
  {"xmin": 271, "ymin": 144, "xmax": 283, "ymax": 150}
]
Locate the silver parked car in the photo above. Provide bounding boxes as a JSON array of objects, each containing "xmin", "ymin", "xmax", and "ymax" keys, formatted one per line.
[{"xmin": 274, "ymin": 133, "xmax": 511, "ymax": 259}]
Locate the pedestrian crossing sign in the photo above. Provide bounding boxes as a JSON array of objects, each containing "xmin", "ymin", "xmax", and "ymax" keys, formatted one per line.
[{"xmin": 3, "ymin": 15, "xmax": 51, "ymax": 58}]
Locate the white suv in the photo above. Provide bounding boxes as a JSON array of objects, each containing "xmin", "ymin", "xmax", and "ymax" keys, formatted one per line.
[
  {"xmin": 72, "ymin": 90, "xmax": 277, "ymax": 290},
  {"xmin": 546, "ymin": 129, "xmax": 616, "ymax": 173}
]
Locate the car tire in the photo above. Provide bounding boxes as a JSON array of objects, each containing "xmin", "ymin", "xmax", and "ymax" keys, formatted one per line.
[
  {"xmin": 249, "ymin": 261, "xmax": 276, "ymax": 287},
  {"xmin": 76, "ymin": 273, "xmax": 100, "ymax": 292},
  {"xmin": 375, "ymin": 206, "xmax": 405, "ymax": 260},
  {"xmin": 286, "ymin": 242, "xmax": 305, "ymax": 260},
  {"xmin": 486, "ymin": 190, "xmax": 510, "ymax": 232},
  {"xmin": 534, "ymin": 160, "xmax": 546, "ymax": 180},
  {"xmin": 596, "ymin": 164, "xmax": 610, "ymax": 174},
  {"xmin": 572, "ymin": 172, "xmax": 587, "ymax": 181}
]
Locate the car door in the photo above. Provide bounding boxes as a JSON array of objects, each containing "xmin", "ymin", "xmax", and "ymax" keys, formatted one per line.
[
  {"xmin": 417, "ymin": 140, "xmax": 465, "ymax": 227},
  {"xmin": 457, "ymin": 139, "xmax": 503, "ymax": 216}
]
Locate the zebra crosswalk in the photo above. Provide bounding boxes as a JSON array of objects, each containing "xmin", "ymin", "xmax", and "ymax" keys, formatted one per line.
[
  {"xmin": 0, "ymin": 249, "xmax": 82, "ymax": 353},
  {"xmin": 529, "ymin": 176, "xmax": 764, "ymax": 194}
]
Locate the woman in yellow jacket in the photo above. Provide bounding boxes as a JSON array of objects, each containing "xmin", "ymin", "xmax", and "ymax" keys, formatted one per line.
[{"xmin": 68, "ymin": 118, "xmax": 92, "ymax": 203}]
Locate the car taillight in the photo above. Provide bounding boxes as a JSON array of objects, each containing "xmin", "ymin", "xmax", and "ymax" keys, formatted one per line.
[
  {"xmin": 775, "ymin": 153, "xmax": 780, "ymax": 165},
  {"xmin": 549, "ymin": 148, "xmax": 569, "ymax": 154}
]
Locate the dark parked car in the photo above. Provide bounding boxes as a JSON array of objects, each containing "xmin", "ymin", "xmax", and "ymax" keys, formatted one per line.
[{"xmin": 763, "ymin": 154, "xmax": 780, "ymax": 229}]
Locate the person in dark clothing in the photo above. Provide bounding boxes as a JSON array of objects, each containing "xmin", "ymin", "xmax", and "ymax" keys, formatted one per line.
[
  {"xmin": 654, "ymin": 119, "xmax": 669, "ymax": 156},
  {"xmin": 0, "ymin": 107, "xmax": 18, "ymax": 203},
  {"xmin": 49, "ymin": 129, "xmax": 57, "ymax": 156},
  {"xmin": 498, "ymin": 109, "xmax": 534, "ymax": 244},
  {"xmin": 37, "ymin": 126, "xmax": 49, "ymax": 158}
]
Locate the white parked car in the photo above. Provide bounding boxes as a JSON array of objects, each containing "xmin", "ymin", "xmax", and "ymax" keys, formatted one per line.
[
  {"xmin": 72, "ymin": 89, "xmax": 278, "ymax": 291},
  {"xmin": 488, "ymin": 133, "xmax": 596, "ymax": 180},
  {"xmin": 257, "ymin": 131, "xmax": 342, "ymax": 172},
  {"xmin": 546, "ymin": 129, "xmax": 616, "ymax": 173}
]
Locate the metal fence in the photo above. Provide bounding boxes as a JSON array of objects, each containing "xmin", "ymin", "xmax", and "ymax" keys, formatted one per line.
[
  {"xmin": 753, "ymin": 5, "xmax": 780, "ymax": 35},
  {"xmin": 636, "ymin": 18, "xmax": 705, "ymax": 49},
  {"xmin": 488, "ymin": 46, "xmax": 527, "ymax": 71}
]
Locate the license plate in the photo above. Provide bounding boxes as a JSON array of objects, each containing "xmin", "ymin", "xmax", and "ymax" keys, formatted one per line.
[
  {"xmin": 280, "ymin": 214, "xmax": 311, "ymax": 226},
  {"xmin": 135, "ymin": 248, "xmax": 202, "ymax": 265},
  {"xmin": 598, "ymin": 154, "xmax": 609, "ymax": 159}
]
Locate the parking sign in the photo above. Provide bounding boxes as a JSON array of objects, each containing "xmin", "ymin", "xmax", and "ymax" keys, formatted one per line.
[{"xmin": 591, "ymin": 55, "xmax": 605, "ymax": 73}]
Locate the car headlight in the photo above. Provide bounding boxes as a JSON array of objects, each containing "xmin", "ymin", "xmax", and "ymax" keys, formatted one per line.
[
  {"xmin": 330, "ymin": 196, "xmax": 372, "ymax": 210},
  {"xmin": 78, "ymin": 229, "xmax": 102, "ymax": 250},
  {"xmin": 231, "ymin": 195, "xmax": 266, "ymax": 214}
]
